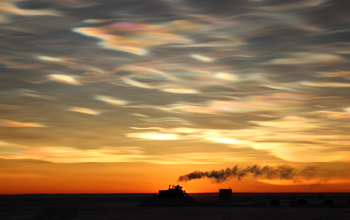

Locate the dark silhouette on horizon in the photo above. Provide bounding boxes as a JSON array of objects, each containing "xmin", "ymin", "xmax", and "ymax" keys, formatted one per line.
[{"xmin": 158, "ymin": 184, "xmax": 187, "ymax": 198}]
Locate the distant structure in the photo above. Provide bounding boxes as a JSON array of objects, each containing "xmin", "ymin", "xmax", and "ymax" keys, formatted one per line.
[
  {"xmin": 267, "ymin": 198, "xmax": 280, "ymax": 206},
  {"xmin": 319, "ymin": 198, "xmax": 333, "ymax": 205},
  {"xmin": 219, "ymin": 188, "xmax": 232, "ymax": 200},
  {"xmin": 290, "ymin": 198, "xmax": 308, "ymax": 206},
  {"xmin": 158, "ymin": 185, "xmax": 187, "ymax": 198}
]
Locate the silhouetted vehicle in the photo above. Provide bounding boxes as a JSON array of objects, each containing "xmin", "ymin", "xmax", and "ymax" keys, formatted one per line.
[
  {"xmin": 219, "ymin": 188, "xmax": 232, "ymax": 200},
  {"xmin": 158, "ymin": 185, "xmax": 187, "ymax": 198}
]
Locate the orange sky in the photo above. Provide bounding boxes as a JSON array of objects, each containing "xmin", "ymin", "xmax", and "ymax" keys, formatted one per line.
[{"xmin": 1, "ymin": 160, "xmax": 349, "ymax": 194}]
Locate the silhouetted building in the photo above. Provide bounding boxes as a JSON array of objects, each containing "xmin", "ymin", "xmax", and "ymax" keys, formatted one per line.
[
  {"xmin": 319, "ymin": 198, "xmax": 333, "ymax": 205},
  {"xmin": 267, "ymin": 198, "xmax": 280, "ymax": 206},
  {"xmin": 158, "ymin": 185, "xmax": 187, "ymax": 198},
  {"xmin": 219, "ymin": 188, "xmax": 232, "ymax": 200},
  {"xmin": 290, "ymin": 198, "xmax": 308, "ymax": 206}
]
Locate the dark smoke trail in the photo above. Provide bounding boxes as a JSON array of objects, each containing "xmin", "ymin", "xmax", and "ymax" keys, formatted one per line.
[{"xmin": 178, "ymin": 165, "xmax": 317, "ymax": 183}]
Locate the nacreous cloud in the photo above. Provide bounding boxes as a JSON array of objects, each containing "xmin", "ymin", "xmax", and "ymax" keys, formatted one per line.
[
  {"xmin": 0, "ymin": 141, "xmax": 250, "ymax": 164},
  {"xmin": 127, "ymin": 132, "xmax": 180, "ymax": 140},
  {"xmin": 72, "ymin": 20, "xmax": 192, "ymax": 55},
  {"xmin": 0, "ymin": 119, "xmax": 46, "ymax": 127},
  {"xmin": 0, "ymin": 0, "xmax": 61, "ymax": 23},
  {"xmin": 266, "ymin": 53, "xmax": 345, "ymax": 65},
  {"xmin": 299, "ymin": 81, "xmax": 350, "ymax": 87},
  {"xmin": 0, "ymin": 141, "xmax": 148, "ymax": 163},
  {"xmin": 94, "ymin": 95, "xmax": 128, "ymax": 106},
  {"xmin": 161, "ymin": 88, "xmax": 199, "ymax": 94},
  {"xmin": 67, "ymin": 107, "xmax": 101, "ymax": 116},
  {"xmin": 48, "ymin": 74, "xmax": 81, "ymax": 85},
  {"xmin": 252, "ymin": 142, "xmax": 350, "ymax": 163}
]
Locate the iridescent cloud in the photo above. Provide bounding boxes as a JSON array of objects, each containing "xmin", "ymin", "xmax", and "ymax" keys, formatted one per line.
[
  {"xmin": 299, "ymin": 81, "xmax": 350, "ymax": 87},
  {"xmin": 149, "ymin": 93, "xmax": 314, "ymax": 115},
  {"xmin": 315, "ymin": 71, "xmax": 350, "ymax": 78},
  {"xmin": 72, "ymin": 20, "xmax": 192, "ymax": 55},
  {"xmin": 94, "ymin": 95, "xmax": 128, "ymax": 106},
  {"xmin": 48, "ymin": 74, "xmax": 81, "ymax": 85},
  {"xmin": 20, "ymin": 89, "xmax": 59, "ymax": 101},
  {"xmin": 0, "ymin": 119, "xmax": 46, "ymax": 128},
  {"xmin": 252, "ymin": 142, "xmax": 350, "ymax": 163},
  {"xmin": 308, "ymin": 110, "xmax": 350, "ymax": 119},
  {"xmin": 127, "ymin": 132, "xmax": 181, "ymax": 140},
  {"xmin": 0, "ymin": 141, "xmax": 250, "ymax": 164},
  {"xmin": 37, "ymin": 56, "xmax": 63, "ymax": 62},
  {"xmin": 67, "ymin": 107, "xmax": 101, "ymax": 115},
  {"xmin": 1, "ymin": 0, "xmax": 350, "ymax": 193},
  {"xmin": 0, "ymin": 0, "xmax": 61, "ymax": 23},
  {"xmin": 190, "ymin": 54, "xmax": 214, "ymax": 62},
  {"xmin": 266, "ymin": 53, "xmax": 345, "ymax": 65},
  {"xmin": 0, "ymin": 141, "xmax": 147, "ymax": 163},
  {"xmin": 161, "ymin": 88, "xmax": 199, "ymax": 94}
]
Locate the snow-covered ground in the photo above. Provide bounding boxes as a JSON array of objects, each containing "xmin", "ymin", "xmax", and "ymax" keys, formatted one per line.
[{"xmin": 1, "ymin": 193, "xmax": 349, "ymax": 219}]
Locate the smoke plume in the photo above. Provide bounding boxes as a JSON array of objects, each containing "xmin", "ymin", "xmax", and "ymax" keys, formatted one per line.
[{"xmin": 178, "ymin": 165, "xmax": 317, "ymax": 183}]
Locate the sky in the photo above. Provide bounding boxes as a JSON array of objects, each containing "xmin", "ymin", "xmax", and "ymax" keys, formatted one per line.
[{"xmin": 1, "ymin": 0, "xmax": 350, "ymax": 194}]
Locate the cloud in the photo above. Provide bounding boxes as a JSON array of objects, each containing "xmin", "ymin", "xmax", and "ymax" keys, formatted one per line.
[
  {"xmin": 126, "ymin": 117, "xmax": 350, "ymax": 163},
  {"xmin": 127, "ymin": 132, "xmax": 181, "ymax": 140},
  {"xmin": 266, "ymin": 53, "xmax": 345, "ymax": 65},
  {"xmin": 205, "ymin": 137, "xmax": 247, "ymax": 145},
  {"xmin": 161, "ymin": 88, "xmax": 199, "ymax": 94},
  {"xmin": 315, "ymin": 71, "xmax": 350, "ymax": 78},
  {"xmin": 252, "ymin": 142, "xmax": 350, "ymax": 163},
  {"xmin": 262, "ymin": 0, "xmax": 327, "ymax": 11},
  {"xmin": 37, "ymin": 56, "xmax": 63, "ymax": 62},
  {"xmin": 201, "ymin": 130, "xmax": 252, "ymax": 146},
  {"xmin": 344, "ymin": 107, "xmax": 350, "ymax": 114},
  {"xmin": 250, "ymin": 116, "xmax": 317, "ymax": 130},
  {"xmin": 167, "ymin": 40, "xmax": 241, "ymax": 48},
  {"xmin": 116, "ymin": 65, "xmax": 178, "ymax": 81},
  {"xmin": 48, "ymin": 74, "xmax": 81, "ymax": 85},
  {"xmin": 148, "ymin": 152, "xmax": 251, "ymax": 165},
  {"xmin": 0, "ymin": 141, "xmax": 147, "ymax": 163},
  {"xmin": 19, "ymin": 89, "xmax": 59, "ymax": 101},
  {"xmin": 308, "ymin": 110, "xmax": 350, "ymax": 119},
  {"xmin": 0, "ymin": 141, "xmax": 249, "ymax": 164},
  {"xmin": 72, "ymin": 21, "xmax": 192, "ymax": 55},
  {"xmin": 151, "ymin": 93, "xmax": 312, "ymax": 115},
  {"xmin": 214, "ymin": 72, "xmax": 239, "ymax": 81},
  {"xmin": 190, "ymin": 54, "xmax": 214, "ymax": 62},
  {"xmin": 129, "ymin": 127, "xmax": 163, "ymax": 130},
  {"xmin": 0, "ymin": 119, "xmax": 46, "ymax": 128},
  {"xmin": 0, "ymin": 0, "xmax": 61, "ymax": 23},
  {"xmin": 299, "ymin": 81, "xmax": 350, "ymax": 87},
  {"xmin": 1, "ymin": 0, "xmax": 350, "ymax": 172},
  {"xmin": 94, "ymin": 95, "xmax": 128, "ymax": 106},
  {"xmin": 67, "ymin": 107, "xmax": 101, "ymax": 115},
  {"xmin": 121, "ymin": 77, "xmax": 155, "ymax": 89},
  {"xmin": 140, "ymin": 117, "xmax": 192, "ymax": 125},
  {"xmin": 126, "ymin": 127, "xmax": 253, "ymax": 147},
  {"xmin": 257, "ymin": 179, "xmax": 350, "ymax": 185}
]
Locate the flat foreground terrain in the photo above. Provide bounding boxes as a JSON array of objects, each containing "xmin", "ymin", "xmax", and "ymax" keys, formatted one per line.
[{"xmin": 0, "ymin": 193, "xmax": 349, "ymax": 220}]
